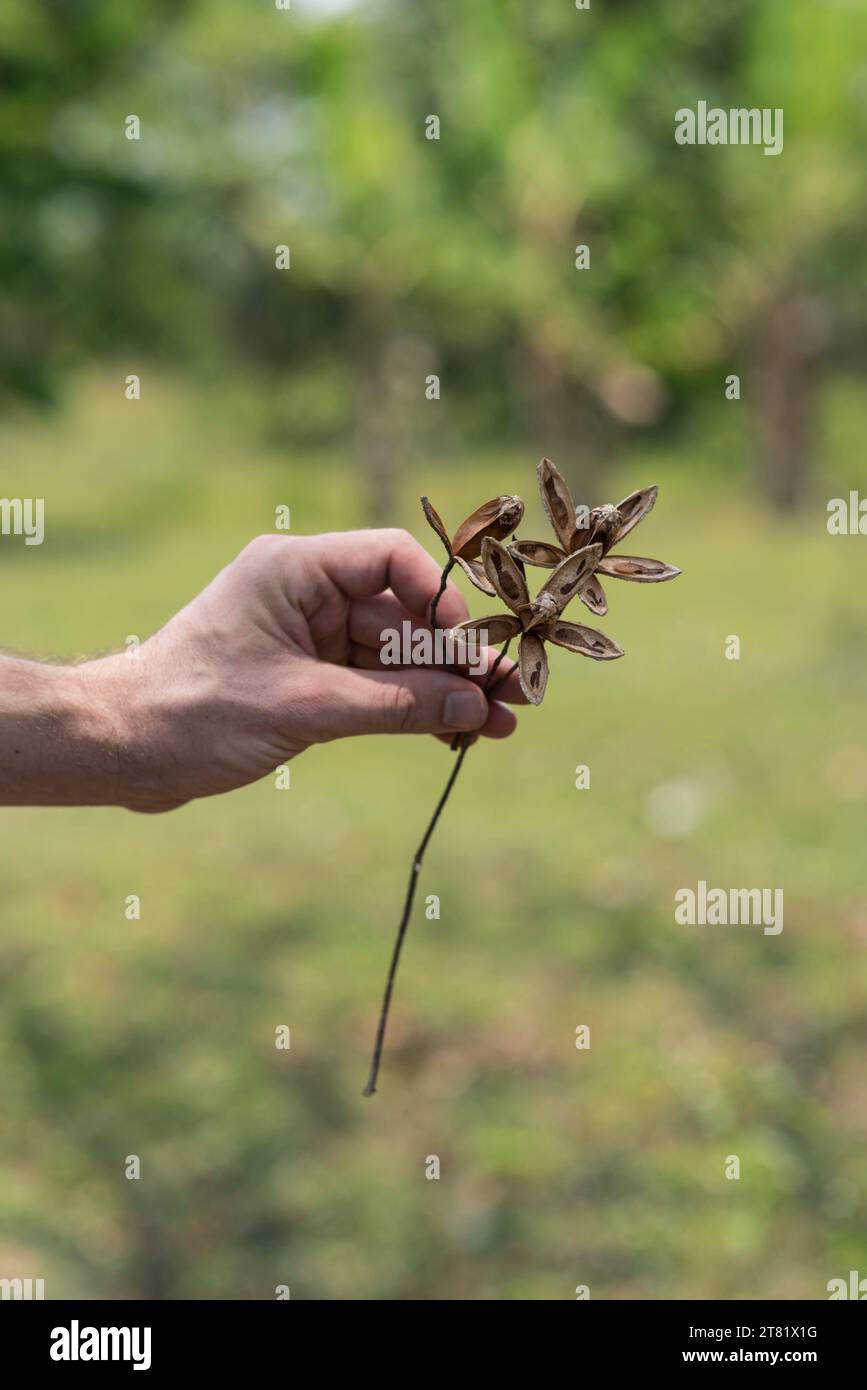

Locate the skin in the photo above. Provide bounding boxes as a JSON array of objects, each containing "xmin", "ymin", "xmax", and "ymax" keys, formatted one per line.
[{"xmin": 0, "ymin": 529, "xmax": 524, "ymax": 813}]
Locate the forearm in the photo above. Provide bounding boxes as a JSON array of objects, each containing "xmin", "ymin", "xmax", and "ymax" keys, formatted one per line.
[{"xmin": 0, "ymin": 655, "xmax": 162, "ymax": 809}]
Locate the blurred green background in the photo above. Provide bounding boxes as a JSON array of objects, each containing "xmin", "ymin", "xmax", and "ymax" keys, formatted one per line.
[{"xmin": 2, "ymin": 0, "xmax": 867, "ymax": 1300}]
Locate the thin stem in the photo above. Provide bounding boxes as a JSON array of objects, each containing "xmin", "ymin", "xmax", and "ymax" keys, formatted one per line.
[
  {"xmin": 487, "ymin": 654, "xmax": 519, "ymax": 700},
  {"xmin": 362, "ymin": 595, "xmax": 517, "ymax": 1095},
  {"xmin": 485, "ymin": 642, "xmax": 515, "ymax": 692},
  {"xmin": 449, "ymin": 636, "xmax": 515, "ymax": 752},
  {"xmin": 429, "ymin": 556, "xmax": 455, "ymax": 630},
  {"xmin": 363, "ymin": 744, "xmax": 469, "ymax": 1096}
]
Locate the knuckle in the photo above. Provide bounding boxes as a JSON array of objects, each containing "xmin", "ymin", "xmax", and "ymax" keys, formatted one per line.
[
  {"xmin": 241, "ymin": 533, "xmax": 291, "ymax": 564},
  {"xmin": 388, "ymin": 526, "xmax": 416, "ymax": 553},
  {"xmin": 382, "ymin": 682, "xmax": 417, "ymax": 734}
]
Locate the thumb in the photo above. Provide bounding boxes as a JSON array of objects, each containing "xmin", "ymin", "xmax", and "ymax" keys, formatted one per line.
[{"xmin": 300, "ymin": 664, "xmax": 490, "ymax": 741}]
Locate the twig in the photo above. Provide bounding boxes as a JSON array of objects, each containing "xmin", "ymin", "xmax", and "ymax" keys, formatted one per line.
[
  {"xmin": 363, "ymin": 742, "xmax": 469, "ymax": 1096},
  {"xmin": 428, "ymin": 556, "xmax": 455, "ymax": 631},
  {"xmin": 449, "ymin": 637, "xmax": 515, "ymax": 751},
  {"xmin": 487, "ymin": 653, "xmax": 519, "ymax": 700},
  {"xmin": 363, "ymin": 562, "xmax": 513, "ymax": 1095}
]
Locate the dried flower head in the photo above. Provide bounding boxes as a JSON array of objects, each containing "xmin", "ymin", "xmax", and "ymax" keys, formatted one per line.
[
  {"xmin": 448, "ymin": 536, "xmax": 623, "ymax": 705},
  {"xmin": 509, "ymin": 458, "xmax": 680, "ymax": 616},
  {"xmin": 421, "ymin": 493, "xmax": 524, "ymax": 595}
]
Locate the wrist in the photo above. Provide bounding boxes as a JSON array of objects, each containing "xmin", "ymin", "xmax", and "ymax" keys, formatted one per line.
[{"xmin": 70, "ymin": 655, "xmax": 185, "ymax": 812}]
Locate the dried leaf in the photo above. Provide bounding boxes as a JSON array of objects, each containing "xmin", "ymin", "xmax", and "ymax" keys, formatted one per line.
[
  {"xmin": 420, "ymin": 496, "xmax": 452, "ymax": 555},
  {"xmin": 537, "ymin": 543, "xmax": 603, "ymax": 613},
  {"xmin": 508, "ymin": 539, "xmax": 565, "ymax": 568},
  {"xmin": 518, "ymin": 631, "xmax": 549, "ymax": 704},
  {"xmin": 597, "ymin": 553, "xmax": 681, "ymax": 582},
  {"xmin": 613, "ymin": 485, "xmax": 658, "ymax": 543},
  {"xmin": 451, "ymin": 495, "xmax": 524, "ymax": 559},
  {"xmin": 579, "ymin": 574, "xmax": 608, "ymax": 615},
  {"xmin": 537, "ymin": 458, "xmax": 577, "ymax": 550},
  {"xmin": 481, "ymin": 537, "xmax": 530, "ymax": 614},
  {"xmin": 545, "ymin": 620, "xmax": 624, "ymax": 660},
  {"xmin": 454, "ymin": 555, "xmax": 497, "ymax": 596}
]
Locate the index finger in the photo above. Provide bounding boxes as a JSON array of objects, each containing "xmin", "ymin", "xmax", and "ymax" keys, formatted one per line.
[{"xmin": 307, "ymin": 528, "xmax": 469, "ymax": 629}]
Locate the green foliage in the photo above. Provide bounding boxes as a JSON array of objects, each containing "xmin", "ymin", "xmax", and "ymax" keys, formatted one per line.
[{"xmin": 2, "ymin": 0, "xmax": 865, "ymax": 463}]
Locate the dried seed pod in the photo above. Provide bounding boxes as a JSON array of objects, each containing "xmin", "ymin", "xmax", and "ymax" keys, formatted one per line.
[
  {"xmin": 481, "ymin": 537, "xmax": 530, "ymax": 613},
  {"xmin": 597, "ymin": 554, "xmax": 681, "ymax": 582},
  {"xmin": 426, "ymin": 469, "xmax": 674, "ymax": 712},
  {"xmin": 613, "ymin": 485, "xmax": 658, "ymax": 543},
  {"xmin": 508, "ymin": 539, "xmax": 565, "ymax": 568},
  {"xmin": 421, "ymin": 494, "xmax": 526, "ymax": 602},
  {"xmin": 449, "ymin": 615, "xmax": 522, "ymax": 646},
  {"xmin": 518, "ymin": 631, "xmax": 549, "ymax": 704},
  {"xmin": 522, "ymin": 468, "xmax": 678, "ymax": 598},
  {"xmin": 523, "ymin": 591, "xmax": 561, "ymax": 631},
  {"xmin": 537, "ymin": 543, "xmax": 602, "ymax": 612},
  {"xmin": 579, "ymin": 573, "xmax": 608, "ymax": 616},
  {"xmin": 537, "ymin": 458, "xmax": 577, "ymax": 551},
  {"xmin": 451, "ymin": 495, "xmax": 524, "ymax": 560},
  {"xmin": 421, "ymin": 496, "xmax": 452, "ymax": 555},
  {"xmin": 453, "ymin": 555, "xmax": 497, "ymax": 596},
  {"xmin": 545, "ymin": 620, "xmax": 624, "ymax": 660},
  {"xmin": 582, "ymin": 504, "xmax": 622, "ymax": 555}
]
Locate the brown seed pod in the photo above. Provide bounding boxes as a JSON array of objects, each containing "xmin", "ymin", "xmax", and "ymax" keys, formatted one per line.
[
  {"xmin": 508, "ymin": 539, "xmax": 564, "ymax": 568},
  {"xmin": 451, "ymin": 495, "xmax": 524, "ymax": 560},
  {"xmin": 538, "ymin": 457, "xmax": 576, "ymax": 550},
  {"xmin": 420, "ymin": 495, "xmax": 452, "ymax": 554},
  {"xmin": 518, "ymin": 631, "xmax": 549, "ymax": 704},
  {"xmin": 507, "ymin": 464, "xmax": 679, "ymax": 615},
  {"xmin": 611, "ymin": 485, "xmax": 658, "ymax": 544},
  {"xmin": 579, "ymin": 573, "xmax": 608, "ymax": 615},
  {"xmin": 481, "ymin": 537, "xmax": 530, "ymax": 612},
  {"xmin": 449, "ymin": 614, "xmax": 522, "ymax": 647},
  {"xmin": 537, "ymin": 544, "xmax": 602, "ymax": 608},
  {"xmin": 581, "ymin": 504, "xmax": 622, "ymax": 554},
  {"xmin": 422, "ymin": 495, "xmax": 525, "ymax": 599},
  {"xmin": 453, "ymin": 556, "xmax": 496, "ymax": 597},
  {"xmin": 545, "ymin": 620, "xmax": 624, "ymax": 660},
  {"xmin": 597, "ymin": 553, "xmax": 681, "ymax": 581}
]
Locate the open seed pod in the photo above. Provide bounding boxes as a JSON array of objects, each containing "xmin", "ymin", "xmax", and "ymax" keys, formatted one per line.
[
  {"xmin": 421, "ymin": 493, "xmax": 524, "ymax": 595},
  {"xmin": 508, "ymin": 460, "xmax": 680, "ymax": 617}
]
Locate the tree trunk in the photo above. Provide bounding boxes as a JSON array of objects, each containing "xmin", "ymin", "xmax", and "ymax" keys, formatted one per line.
[
  {"xmin": 353, "ymin": 301, "xmax": 434, "ymax": 526},
  {"xmin": 755, "ymin": 294, "xmax": 829, "ymax": 513}
]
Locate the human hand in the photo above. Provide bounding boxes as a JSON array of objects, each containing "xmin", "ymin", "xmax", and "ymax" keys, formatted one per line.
[{"xmin": 85, "ymin": 529, "xmax": 524, "ymax": 811}]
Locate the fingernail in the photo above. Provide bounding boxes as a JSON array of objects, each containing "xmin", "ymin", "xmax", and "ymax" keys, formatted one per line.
[{"xmin": 443, "ymin": 689, "xmax": 486, "ymax": 731}]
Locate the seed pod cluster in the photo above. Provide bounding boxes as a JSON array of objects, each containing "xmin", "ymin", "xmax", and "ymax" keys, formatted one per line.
[{"xmin": 422, "ymin": 460, "xmax": 680, "ymax": 704}]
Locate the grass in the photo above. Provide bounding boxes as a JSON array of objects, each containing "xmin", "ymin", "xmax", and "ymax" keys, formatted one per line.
[{"xmin": 0, "ymin": 370, "xmax": 865, "ymax": 1299}]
